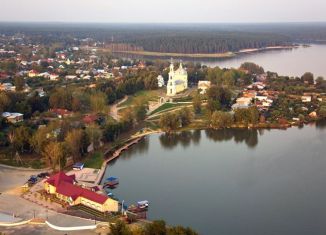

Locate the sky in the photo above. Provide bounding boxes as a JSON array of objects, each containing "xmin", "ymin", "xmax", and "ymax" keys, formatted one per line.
[{"xmin": 1, "ymin": 0, "xmax": 326, "ymax": 23}]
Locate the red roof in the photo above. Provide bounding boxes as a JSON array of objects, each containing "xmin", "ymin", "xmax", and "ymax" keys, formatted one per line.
[
  {"xmin": 50, "ymin": 108, "xmax": 72, "ymax": 116},
  {"xmin": 46, "ymin": 172, "xmax": 109, "ymax": 204},
  {"xmin": 83, "ymin": 114, "xmax": 98, "ymax": 124}
]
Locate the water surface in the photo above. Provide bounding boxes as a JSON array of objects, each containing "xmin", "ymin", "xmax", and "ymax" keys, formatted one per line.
[
  {"xmin": 116, "ymin": 44, "xmax": 326, "ymax": 78},
  {"xmin": 103, "ymin": 123, "xmax": 326, "ymax": 235}
]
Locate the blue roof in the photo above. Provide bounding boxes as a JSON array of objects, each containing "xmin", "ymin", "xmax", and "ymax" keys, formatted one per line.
[{"xmin": 73, "ymin": 162, "xmax": 84, "ymax": 167}]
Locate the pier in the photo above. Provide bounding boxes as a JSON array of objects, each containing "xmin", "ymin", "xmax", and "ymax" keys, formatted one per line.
[{"xmin": 95, "ymin": 137, "xmax": 144, "ymax": 185}]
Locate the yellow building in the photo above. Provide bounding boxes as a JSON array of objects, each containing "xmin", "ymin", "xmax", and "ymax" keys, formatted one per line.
[
  {"xmin": 44, "ymin": 172, "xmax": 118, "ymax": 213},
  {"xmin": 167, "ymin": 61, "xmax": 188, "ymax": 96}
]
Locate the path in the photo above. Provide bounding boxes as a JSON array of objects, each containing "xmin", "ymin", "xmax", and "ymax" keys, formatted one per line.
[{"xmin": 109, "ymin": 96, "xmax": 128, "ymax": 121}]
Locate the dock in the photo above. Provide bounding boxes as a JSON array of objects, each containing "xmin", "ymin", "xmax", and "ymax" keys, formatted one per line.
[{"xmin": 95, "ymin": 137, "xmax": 144, "ymax": 185}]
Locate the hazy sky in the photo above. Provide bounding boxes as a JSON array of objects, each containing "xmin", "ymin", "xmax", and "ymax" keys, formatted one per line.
[{"xmin": 1, "ymin": 0, "xmax": 326, "ymax": 23}]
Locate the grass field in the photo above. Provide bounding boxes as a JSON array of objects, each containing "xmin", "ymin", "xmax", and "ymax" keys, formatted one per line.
[
  {"xmin": 118, "ymin": 90, "xmax": 163, "ymax": 108},
  {"xmin": 84, "ymin": 152, "xmax": 104, "ymax": 169},
  {"xmin": 150, "ymin": 103, "xmax": 190, "ymax": 115}
]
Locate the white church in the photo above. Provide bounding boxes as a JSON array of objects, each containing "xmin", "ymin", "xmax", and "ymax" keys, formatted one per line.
[{"xmin": 167, "ymin": 61, "xmax": 188, "ymax": 96}]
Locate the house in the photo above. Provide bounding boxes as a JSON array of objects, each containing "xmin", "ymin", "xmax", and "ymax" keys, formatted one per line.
[
  {"xmin": 247, "ymin": 82, "xmax": 266, "ymax": 90},
  {"xmin": 301, "ymin": 96, "xmax": 312, "ymax": 103},
  {"xmin": 83, "ymin": 114, "xmax": 98, "ymax": 125},
  {"xmin": 232, "ymin": 97, "xmax": 253, "ymax": 110},
  {"xmin": 50, "ymin": 109, "xmax": 73, "ymax": 118},
  {"xmin": 44, "ymin": 172, "xmax": 118, "ymax": 212},
  {"xmin": 50, "ymin": 73, "xmax": 59, "ymax": 81},
  {"xmin": 157, "ymin": 75, "xmax": 165, "ymax": 88},
  {"xmin": 0, "ymin": 83, "xmax": 15, "ymax": 92},
  {"xmin": 198, "ymin": 81, "xmax": 211, "ymax": 94},
  {"xmin": 65, "ymin": 75, "xmax": 78, "ymax": 80},
  {"xmin": 28, "ymin": 70, "xmax": 40, "ymax": 78},
  {"xmin": 2, "ymin": 112, "xmax": 24, "ymax": 123}
]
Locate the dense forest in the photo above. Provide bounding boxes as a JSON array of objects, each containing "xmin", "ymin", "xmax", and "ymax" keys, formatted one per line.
[{"xmin": 1, "ymin": 23, "xmax": 326, "ymax": 54}]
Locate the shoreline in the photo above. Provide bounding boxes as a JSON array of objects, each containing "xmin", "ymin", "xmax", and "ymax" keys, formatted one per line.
[{"xmin": 112, "ymin": 45, "xmax": 298, "ymax": 59}]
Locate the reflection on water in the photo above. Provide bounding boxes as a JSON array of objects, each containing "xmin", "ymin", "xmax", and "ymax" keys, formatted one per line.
[
  {"xmin": 316, "ymin": 119, "xmax": 326, "ymax": 130},
  {"xmin": 158, "ymin": 128, "xmax": 261, "ymax": 149}
]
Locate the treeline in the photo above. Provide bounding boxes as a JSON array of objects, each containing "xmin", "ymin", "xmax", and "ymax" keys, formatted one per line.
[
  {"xmin": 124, "ymin": 32, "xmax": 290, "ymax": 54},
  {"xmin": 2, "ymin": 23, "xmax": 326, "ymax": 53}
]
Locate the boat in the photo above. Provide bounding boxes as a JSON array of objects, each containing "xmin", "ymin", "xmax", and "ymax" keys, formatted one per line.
[
  {"xmin": 104, "ymin": 176, "xmax": 119, "ymax": 188},
  {"xmin": 137, "ymin": 200, "xmax": 149, "ymax": 209}
]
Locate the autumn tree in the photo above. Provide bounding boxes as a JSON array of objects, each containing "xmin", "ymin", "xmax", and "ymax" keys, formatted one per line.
[
  {"xmin": 64, "ymin": 129, "xmax": 84, "ymax": 161},
  {"xmin": 42, "ymin": 142, "xmax": 65, "ymax": 170},
  {"xmin": 86, "ymin": 124, "xmax": 102, "ymax": 151},
  {"xmin": 90, "ymin": 92, "xmax": 107, "ymax": 113},
  {"xmin": 9, "ymin": 126, "xmax": 32, "ymax": 154}
]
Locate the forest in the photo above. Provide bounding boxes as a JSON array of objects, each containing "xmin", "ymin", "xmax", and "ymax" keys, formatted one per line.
[{"xmin": 1, "ymin": 23, "xmax": 326, "ymax": 54}]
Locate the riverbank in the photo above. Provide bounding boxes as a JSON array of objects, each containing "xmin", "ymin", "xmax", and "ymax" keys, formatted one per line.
[{"xmin": 112, "ymin": 45, "xmax": 297, "ymax": 59}]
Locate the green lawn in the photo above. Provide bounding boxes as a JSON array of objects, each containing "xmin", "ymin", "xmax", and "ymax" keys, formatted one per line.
[
  {"xmin": 150, "ymin": 103, "xmax": 189, "ymax": 115},
  {"xmin": 84, "ymin": 152, "xmax": 104, "ymax": 169},
  {"xmin": 118, "ymin": 90, "xmax": 162, "ymax": 108}
]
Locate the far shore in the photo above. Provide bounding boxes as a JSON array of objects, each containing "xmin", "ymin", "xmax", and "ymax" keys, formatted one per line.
[{"xmin": 111, "ymin": 45, "xmax": 298, "ymax": 59}]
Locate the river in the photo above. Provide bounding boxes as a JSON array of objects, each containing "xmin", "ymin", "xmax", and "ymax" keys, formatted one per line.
[
  {"xmin": 102, "ymin": 122, "xmax": 326, "ymax": 235},
  {"xmin": 115, "ymin": 44, "xmax": 326, "ymax": 78}
]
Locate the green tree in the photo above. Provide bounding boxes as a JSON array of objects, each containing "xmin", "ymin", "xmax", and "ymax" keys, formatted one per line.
[
  {"xmin": 210, "ymin": 111, "xmax": 234, "ymax": 129},
  {"xmin": 318, "ymin": 104, "xmax": 326, "ymax": 118},
  {"xmin": 301, "ymin": 72, "xmax": 314, "ymax": 85},
  {"xmin": 177, "ymin": 107, "xmax": 193, "ymax": 127},
  {"xmin": 159, "ymin": 112, "xmax": 180, "ymax": 133},
  {"xmin": 144, "ymin": 220, "xmax": 166, "ymax": 235},
  {"xmin": 0, "ymin": 92, "xmax": 10, "ymax": 113},
  {"xmin": 192, "ymin": 93, "xmax": 202, "ymax": 114},
  {"xmin": 109, "ymin": 220, "xmax": 132, "ymax": 235}
]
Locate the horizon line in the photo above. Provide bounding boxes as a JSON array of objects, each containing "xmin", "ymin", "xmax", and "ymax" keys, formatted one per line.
[{"xmin": 1, "ymin": 21, "xmax": 326, "ymax": 25}]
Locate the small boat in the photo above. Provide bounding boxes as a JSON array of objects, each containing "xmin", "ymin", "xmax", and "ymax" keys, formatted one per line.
[
  {"xmin": 107, "ymin": 192, "xmax": 113, "ymax": 197},
  {"xmin": 104, "ymin": 176, "xmax": 119, "ymax": 188},
  {"xmin": 137, "ymin": 200, "xmax": 149, "ymax": 209}
]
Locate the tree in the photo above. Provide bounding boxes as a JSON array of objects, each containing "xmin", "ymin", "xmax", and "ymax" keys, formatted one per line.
[
  {"xmin": 240, "ymin": 62, "xmax": 264, "ymax": 75},
  {"xmin": 134, "ymin": 99, "xmax": 148, "ymax": 123},
  {"xmin": 301, "ymin": 72, "xmax": 314, "ymax": 85},
  {"xmin": 177, "ymin": 107, "xmax": 193, "ymax": 127},
  {"xmin": 0, "ymin": 92, "xmax": 10, "ymax": 113},
  {"xmin": 31, "ymin": 126, "xmax": 49, "ymax": 154},
  {"xmin": 192, "ymin": 93, "xmax": 202, "ymax": 114},
  {"xmin": 109, "ymin": 220, "xmax": 132, "ymax": 235},
  {"xmin": 210, "ymin": 111, "xmax": 234, "ymax": 129},
  {"xmin": 145, "ymin": 220, "xmax": 166, "ymax": 235},
  {"xmin": 85, "ymin": 124, "xmax": 102, "ymax": 151},
  {"xmin": 167, "ymin": 226, "xmax": 198, "ymax": 235},
  {"xmin": 159, "ymin": 112, "xmax": 180, "ymax": 133},
  {"xmin": 318, "ymin": 104, "xmax": 326, "ymax": 118},
  {"xmin": 207, "ymin": 99, "xmax": 221, "ymax": 113},
  {"xmin": 42, "ymin": 142, "xmax": 65, "ymax": 170},
  {"xmin": 10, "ymin": 126, "xmax": 32, "ymax": 153},
  {"xmin": 64, "ymin": 129, "xmax": 84, "ymax": 161},
  {"xmin": 13, "ymin": 77, "xmax": 25, "ymax": 92},
  {"xmin": 248, "ymin": 106, "xmax": 260, "ymax": 125},
  {"xmin": 90, "ymin": 92, "xmax": 107, "ymax": 113}
]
